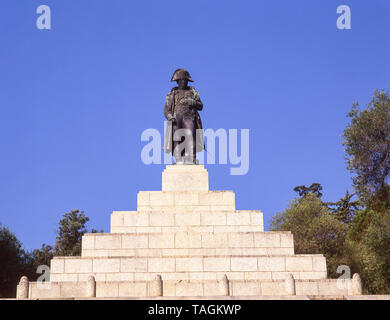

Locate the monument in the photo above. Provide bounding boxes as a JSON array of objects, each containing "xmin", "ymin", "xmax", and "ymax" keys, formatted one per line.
[
  {"xmin": 163, "ymin": 69, "xmax": 204, "ymax": 165},
  {"xmin": 16, "ymin": 70, "xmax": 365, "ymax": 299}
]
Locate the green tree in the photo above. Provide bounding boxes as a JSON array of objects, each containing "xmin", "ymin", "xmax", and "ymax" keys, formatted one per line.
[
  {"xmin": 54, "ymin": 210, "xmax": 89, "ymax": 256},
  {"xmin": 270, "ymin": 194, "xmax": 348, "ymax": 278},
  {"xmin": 325, "ymin": 189, "xmax": 361, "ymax": 224},
  {"xmin": 32, "ymin": 244, "xmax": 54, "ymax": 271},
  {"xmin": 343, "ymin": 89, "xmax": 390, "ymax": 210},
  {"xmin": 0, "ymin": 223, "xmax": 35, "ymax": 298},
  {"xmin": 293, "ymin": 183, "xmax": 323, "ymax": 198},
  {"xmin": 346, "ymin": 209, "xmax": 390, "ymax": 294}
]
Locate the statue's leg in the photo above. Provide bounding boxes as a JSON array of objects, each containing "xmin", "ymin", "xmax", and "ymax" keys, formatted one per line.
[
  {"xmin": 172, "ymin": 117, "xmax": 183, "ymax": 164},
  {"xmin": 182, "ymin": 117, "xmax": 196, "ymax": 164}
]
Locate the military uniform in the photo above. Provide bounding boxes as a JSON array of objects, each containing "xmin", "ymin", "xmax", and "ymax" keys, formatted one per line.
[{"xmin": 163, "ymin": 69, "xmax": 204, "ymax": 163}]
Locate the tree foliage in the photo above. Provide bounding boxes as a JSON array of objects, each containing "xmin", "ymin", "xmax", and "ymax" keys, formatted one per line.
[
  {"xmin": 54, "ymin": 210, "xmax": 89, "ymax": 256},
  {"xmin": 293, "ymin": 183, "xmax": 323, "ymax": 198},
  {"xmin": 346, "ymin": 209, "xmax": 390, "ymax": 294},
  {"xmin": 343, "ymin": 89, "xmax": 390, "ymax": 210},
  {"xmin": 270, "ymin": 194, "xmax": 349, "ymax": 278},
  {"xmin": 325, "ymin": 189, "xmax": 361, "ymax": 224},
  {"xmin": 0, "ymin": 223, "xmax": 35, "ymax": 298}
]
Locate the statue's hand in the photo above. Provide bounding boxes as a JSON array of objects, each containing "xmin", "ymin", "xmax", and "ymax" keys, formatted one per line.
[
  {"xmin": 167, "ymin": 114, "xmax": 176, "ymax": 122},
  {"xmin": 181, "ymin": 97, "xmax": 195, "ymax": 107}
]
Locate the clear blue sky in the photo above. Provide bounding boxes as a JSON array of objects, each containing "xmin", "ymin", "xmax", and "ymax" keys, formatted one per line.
[{"xmin": 0, "ymin": 0, "xmax": 389, "ymax": 251}]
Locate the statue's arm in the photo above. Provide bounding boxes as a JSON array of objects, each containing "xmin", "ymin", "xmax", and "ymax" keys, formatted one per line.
[
  {"xmin": 186, "ymin": 89, "xmax": 203, "ymax": 111},
  {"xmin": 164, "ymin": 93, "xmax": 174, "ymax": 120}
]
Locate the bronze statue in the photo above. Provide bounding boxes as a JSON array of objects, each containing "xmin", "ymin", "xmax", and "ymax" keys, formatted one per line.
[{"xmin": 163, "ymin": 69, "xmax": 204, "ymax": 164}]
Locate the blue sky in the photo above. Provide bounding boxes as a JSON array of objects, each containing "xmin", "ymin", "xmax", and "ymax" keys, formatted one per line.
[{"xmin": 0, "ymin": 0, "xmax": 389, "ymax": 250}]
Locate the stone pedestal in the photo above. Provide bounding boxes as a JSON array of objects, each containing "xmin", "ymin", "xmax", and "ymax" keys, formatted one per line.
[{"xmin": 21, "ymin": 165, "xmax": 360, "ymax": 299}]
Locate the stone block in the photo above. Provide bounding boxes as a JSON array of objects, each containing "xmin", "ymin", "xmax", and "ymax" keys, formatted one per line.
[
  {"xmin": 265, "ymin": 248, "xmax": 295, "ymax": 255},
  {"xmin": 203, "ymin": 281, "xmax": 222, "ymax": 296},
  {"xmin": 134, "ymin": 273, "xmax": 156, "ymax": 281},
  {"xmin": 188, "ymin": 272, "xmax": 217, "ymax": 280},
  {"xmin": 149, "ymin": 213, "xmax": 174, "ymax": 226},
  {"xmin": 231, "ymin": 257, "xmax": 258, "ymax": 271},
  {"xmin": 298, "ymin": 271, "xmax": 327, "ymax": 279},
  {"xmin": 149, "ymin": 234, "xmax": 175, "ymax": 248},
  {"xmin": 213, "ymin": 226, "xmax": 237, "ymax": 232},
  {"xmin": 174, "ymin": 192, "xmax": 199, "ymax": 206},
  {"xmin": 162, "ymin": 248, "xmax": 189, "ymax": 256},
  {"xmin": 121, "ymin": 258, "xmax": 148, "ymax": 272},
  {"xmin": 222, "ymin": 272, "xmax": 245, "ymax": 280},
  {"xmin": 162, "ymin": 165, "xmax": 209, "ymax": 192},
  {"xmin": 227, "ymin": 213, "xmax": 251, "ymax": 225},
  {"xmin": 203, "ymin": 257, "xmax": 230, "ymax": 272},
  {"xmin": 175, "ymin": 232, "xmax": 202, "ymax": 248},
  {"xmin": 50, "ymin": 273, "xmax": 78, "ymax": 282},
  {"xmin": 228, "ymin": 233, "xmax": 254, "ymax": 248},
  {"xmin": 239, "ymin": 226, "xmax": 264, "ymax": 232},
  {"xmin": 176, "ymin": 258, "xmax": 203, "ymax": 272},
  {"xmin": 244, "ymin": 272, "xmax": 272, "ymax": 280},
  {"xmin": 96, "ymin": 282, "xmax": 119, "ymax": 298},
  {"xmin": 148, "ymin": 258, "xmax": 175, "ymax": 272},
  {"xmin": 254, "ymin": 233, "xmax": 281, "ymax": 247},
  {"xmin": 271, "ymin": 272, "xmax": 300, "ymax": 280},
  {"xmin": 257, "ymin": 257, "xmax": 285, "ymax": 272},
  {"xmin": 242, "ymin": 248, "xmax": 268, "ymax": 255},
  {"xmin": 175, "ymin": 213, "xmax": 200, "ymax": 226},
  {"xmin": 261, "ymin": 281, "xmax": 285, "ymax": 296},
  {"xmin": 95, "ymin": 235, "xmax": 121, "ymax": 250},
  {"xmin": 162, "ymin": 281, "xmax": 176, "ymax": 296},
  {"xmin": 199, "ymin": 191, "xmax": 235, "ymax": 206},
  {"xmin": 93, "ymin": 259, "xmax": 120, "ymax": 273},
  {"xmin": 60, "ymin": 282, "xmax": 86, "ymax": 298},
  {"xmin": 201, "ymin": 233, "xmax": 228, "ymax": 248},
  {"xmin": 82, "ymin": 235, "xmax": 95, "ymax": 250},
  {"xmin": 201, "ymin": 212, "xmax": 226, "ymax": 226},
  {"xmin": 123, "ymin": 212, "xmax": 149, "ymax": 227},
  {"xmin": 175, "ymin": 281, "xmax": 204, "ymax": 296},
  {"xmin": 317, "ymin": 280, "xmax": 348, "ymax": 295},
  {"xmin": 110, "ymin": 212, "xmax": 124, "ymax": 227},
  {"xmin": 312, "ymin": 256, "xmax": 327, "ymax": 272},
  {"xmin": 295, "ymin": 281, "xmax": 319, "ymax": 295},
  {"xmin": 64, "ymin": 259, "xmax": 92, "ymax": 274},
  {"xmin": 122, "ymin": 234, "xmax": 148, "ymax": 249},
  {"xmin": 137, "ymin": 192, "xmax": 150, "ymax": 206},
  {"xmin": 232, "ymin": 281, "xmax": 261, "ymax": 296},
  {"xmin": 30, "ymin": 283, "xmax": 61, "ymax": 299},
  {"xmin": 50, "ymin": 259, "xmax": 64, "ymax": 274},
  {"xmin": 280, "ymin": 232, "xmax": 294, "ymax": 248},
  {"xmin": 119, "ymin": 282, "xmax": 147, "ymax": 297},
  {"xmin": 149, "ymin": 191, "xmax": 174, "ymax": 207},
  {"xmin": 285, "ymin": 256, "xmax": 313, "ymax": 272},
  {"xmin": 249, "ymin": 211, "xmax": 264, "ymax": 226},
  {"xmin": 161, "ymin": 273, "xmax": 189, "ymax": 281}
]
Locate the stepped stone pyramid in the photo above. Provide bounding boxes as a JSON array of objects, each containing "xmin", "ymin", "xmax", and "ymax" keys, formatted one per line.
[{"xmin": 18, "ymin": 165, "xmax": 364, "ymax": 299}]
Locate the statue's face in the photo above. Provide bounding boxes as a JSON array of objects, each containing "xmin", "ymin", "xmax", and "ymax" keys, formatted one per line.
[{"xmin": 177, "ymin": 79, "xmax": 188, "ymax": 89}]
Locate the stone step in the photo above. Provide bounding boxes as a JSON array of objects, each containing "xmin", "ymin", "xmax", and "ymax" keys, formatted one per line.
[
  {"xmin": 137, "ymin": 190, "xmax": 236, "ymax": 211},
  {"xmin": 28, "ymin": 278, "xmax": 353, "ymax": 299},
  {"xmin": 50, "ymin": 254, "xmax": 327, "ymax": 282},
  {"xmin": 82, "ymin": 232, "xmax": 293, "ymax": 253},
  {"xmin": 50, "ymin": 269, "xmax": 327, "ymax": 283},
  {"xmin": 81, "ymin": 247, "xmax": 295, "ymax": 258},
  {"xmin": 110, "ymin": 210, "xmax": 264, "ymax": 232}
]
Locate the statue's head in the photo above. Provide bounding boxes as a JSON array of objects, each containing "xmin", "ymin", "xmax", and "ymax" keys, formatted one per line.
[{"xmin": 171, "ymin": 69, "xmax": 194, "ymax": 84}]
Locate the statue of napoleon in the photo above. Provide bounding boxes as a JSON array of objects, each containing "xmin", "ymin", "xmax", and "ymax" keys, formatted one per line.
[{"xmin": 163, "ymin": 69, "xmax": 205, "ymax": 164}]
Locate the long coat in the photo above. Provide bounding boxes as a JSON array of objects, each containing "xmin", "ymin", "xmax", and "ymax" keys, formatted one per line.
[{"xmin": 163, "ymin": 86, "xmax": 205, "ymax": 154}]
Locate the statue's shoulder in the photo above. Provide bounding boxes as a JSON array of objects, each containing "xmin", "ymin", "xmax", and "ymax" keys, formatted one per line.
[
  {"xmin": 189, "ymin": 86, "xmax": 200, "ymax": 98},
  {"xmin": 167, "ymin": 87, "xmax": 178, "ymax": 96}
]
